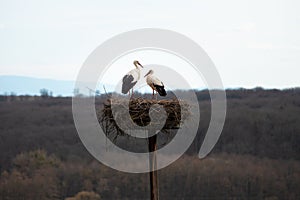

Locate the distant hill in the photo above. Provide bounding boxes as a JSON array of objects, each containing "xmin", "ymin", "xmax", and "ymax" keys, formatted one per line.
[
  {"xmin": 0, "ymin": 75, "xmax": 117, "ymax": 96},
  {"xmin": 0, "ymin": 75, "xmax": 75, "ymax": 96}
]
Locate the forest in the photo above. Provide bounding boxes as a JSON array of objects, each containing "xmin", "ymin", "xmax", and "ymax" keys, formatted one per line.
[{"xmin": 0, "ymin": 88, "xmax": 300, "ymax": 200}]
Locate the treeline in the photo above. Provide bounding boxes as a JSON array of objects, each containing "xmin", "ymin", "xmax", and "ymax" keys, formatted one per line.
[
  {"xmin": 0, "ymin": 88, "xmax": 300, "ymax": 199},
  {"xmin": 1, "ymin": 150, "xmax": 300, "ymax": 200},
  {"xmin": 192, "ymin": 88, "xmax": 300, "ymax": 160}
]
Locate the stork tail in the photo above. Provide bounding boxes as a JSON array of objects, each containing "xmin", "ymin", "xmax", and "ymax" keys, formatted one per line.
[{"xmin": 154, "ymin": 85, "xmax": 167, "ymax": 96}]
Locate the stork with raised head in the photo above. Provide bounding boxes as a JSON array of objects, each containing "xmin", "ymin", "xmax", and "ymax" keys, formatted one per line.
[
  {"xmin": 144, "ymin": 69, "xmax": 167, "ymax": 99},
  {"xmin": 122, "ymin": 60, "xmax": 143, "ymax": 96}
]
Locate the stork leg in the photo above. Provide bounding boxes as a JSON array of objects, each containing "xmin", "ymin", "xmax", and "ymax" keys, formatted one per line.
[
  {"xmin": 131, "ymin": 88, "xmax": 134, "ymax": 97},
  {"xmin": 155, "ymin": 91, "xmax": 158, "ymax": 100},
  {"xmin": 152, "ymin": 89, "xmax": 155, "ymax": 99},
  {"xmin": 128, "ymin": 90, "xmax": 131, "ymax": 97}
]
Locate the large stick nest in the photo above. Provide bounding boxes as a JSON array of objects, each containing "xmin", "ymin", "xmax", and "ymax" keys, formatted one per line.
[{"xmin": 98, "ymin": 98, "xmax": 190, "ymax": 136}]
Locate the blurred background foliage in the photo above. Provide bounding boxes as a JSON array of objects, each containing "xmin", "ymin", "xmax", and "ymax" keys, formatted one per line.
[{"xmin": 0, "ymin": 88, "xmax": 300, "ymax": 199}]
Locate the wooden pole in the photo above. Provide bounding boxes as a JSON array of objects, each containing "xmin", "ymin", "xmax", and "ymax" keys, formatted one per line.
[{"xmin": 148, "ymin": 134, "xmax": 159, "ymax": 200}]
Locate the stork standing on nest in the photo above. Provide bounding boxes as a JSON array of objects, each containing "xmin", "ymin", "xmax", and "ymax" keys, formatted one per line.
[
  {"xmin": 144, "ymin": 69, "xmax": 167, "ymax": 99},
  {"xmin": 122, "ymin": 60, "xmax": 144, "ymax": 96}
]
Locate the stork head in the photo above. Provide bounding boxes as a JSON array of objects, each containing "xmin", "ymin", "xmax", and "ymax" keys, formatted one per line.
[
  {"xmin": 133, "ymin": 60, "xmax": 143, "ymax": 68},
  {"xmin": 144, "ymin": 69, "xmax": 154, "ymax": 77}
]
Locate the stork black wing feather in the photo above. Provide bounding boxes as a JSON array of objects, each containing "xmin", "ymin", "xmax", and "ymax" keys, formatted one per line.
[
  {"xmin": 153, "ymin": 84, "xmax": 167, "ymax": 96},
  {"xmin": 122, "ymin": 75, "xmax": 137, "ymax": 94}
]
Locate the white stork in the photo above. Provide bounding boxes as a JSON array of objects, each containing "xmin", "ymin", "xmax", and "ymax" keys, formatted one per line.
[
  {"xmin": 144, "ymin": 69, "xmax": 167, "ymax": 99},
  {"xmin": 122, "ymin": 60, "xmax": 143, "ymax": 96}
]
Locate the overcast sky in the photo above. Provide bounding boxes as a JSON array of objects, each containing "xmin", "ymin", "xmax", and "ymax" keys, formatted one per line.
[{"xmin": 0, "ymin": 0, "xmax": 300, "ymax": 89}]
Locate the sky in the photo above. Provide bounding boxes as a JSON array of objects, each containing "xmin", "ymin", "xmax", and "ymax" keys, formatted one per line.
[{"xmin": 0, "ymin": 0, "xmax": 300, "ymax": 89}]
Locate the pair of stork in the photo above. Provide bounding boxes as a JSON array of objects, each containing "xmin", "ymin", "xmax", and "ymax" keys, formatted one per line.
[{"xmin": 122, "ymin": 60, "xmax": 167, "ymax": 98}]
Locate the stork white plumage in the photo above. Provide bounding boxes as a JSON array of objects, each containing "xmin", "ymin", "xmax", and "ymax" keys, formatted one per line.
[
  {"xmin": 122, "ymin": 60, "xmax": 143, "ymax": 96},
  {"xmin": 144, "ymin": 69, "xmax": 167, "ymax": 99}
]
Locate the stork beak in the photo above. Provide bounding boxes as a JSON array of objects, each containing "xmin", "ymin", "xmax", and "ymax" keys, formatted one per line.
[
  {"xmin": 138, "ymin": 62, "xmax": 143, "ymax": 68},
  {"xmin": 144, "ymin": 71, "xmax": 151, "ymax": 77}
]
